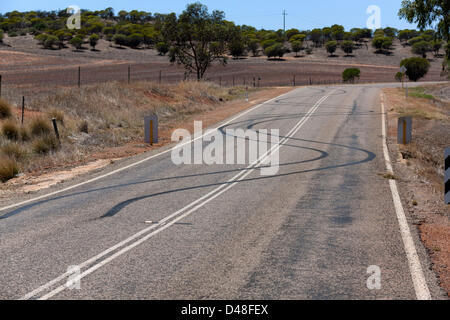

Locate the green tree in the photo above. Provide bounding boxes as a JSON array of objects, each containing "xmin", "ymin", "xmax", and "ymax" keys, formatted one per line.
[
  {"xmin": 291, "ymin": 40, "xmax": 303, "ymax": 57},
  {"xmin": 399, "ymin": 0, "xmax": 449, "ymax": 41},
  {"xmin": 229, "ymin": 39, "xmax": 246, "ymax": 59},
  {"xmin": 325, "ymin": 41, "xmax": 338, "ymax": 56},
  {"xmin": 0, "ymin": 29, "xmax": 4, "ymax": 43},
  {"xmin": 372, "ymin": 37, "xmax": 392, "ymax": 53},
  {"xmin": 265, "ymin": 43, "xmax": 286, "ymax": 59},
  {"xmin": 127, "ymin": 33, "xmax": 143, "ymax": 48},
  {"xmin": 156, "ymin": 42, "xmax": 169, "ymax": 55},
  {"xmin": 341, "ymin": 40, "xmax": 354, "ymax": 56},
  {"xmin": 400, "ymin": 57, "xmax": 430, "ymax": 81},
  {"xmin": 342, "ymin": 68, "xmax": 360, "ymax": 83},
  {"xmin": 247, "ymin": 38, "xmax": 259, "ymax": 57},
  {"xmin": 432, "ymin": 39, "xmax": 443, "ymax": 55},
  {"xmin": 113, "ymin": 34, "xmax": 127, "ymax": 48},
  {"xmin": 69, "ymin": 36, "xmax": 83, "ymax": 50},
  {"xmin": 309, "ymin": 29, "xmax": 323, "ymax": 47},
  {"xmin": 89, "ymin": 34, "xmax": 99, "ymax": 50},
  {"xmin": 412, "ymin": 40, "xmax": 432, "ymax": 58},
  {"xmin": 162, "ymin": 3, "xmax": 228, "ymax": 80},
  {"xmin": 44, "ymin": 35, "xmax": 58, "ymax": 49}
]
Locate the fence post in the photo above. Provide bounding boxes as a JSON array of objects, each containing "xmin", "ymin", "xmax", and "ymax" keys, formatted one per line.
[
  {"xmin": 293, "ymin": 75, "xmax": 296, "ymax": 86},
  {"xmin": 78, "ymin": 66, "xmax": 81, "ymax": 88},
  {"xmin": 21, "ymin": 96, "xmax": 25, "ymax": 125},
  {"xmin": 52, "ymin": 118, "xmax": 60, "ymax": 142},
  {"xmin": 0, "ymin": 74, "xmax": 2, "ymax": 98}
]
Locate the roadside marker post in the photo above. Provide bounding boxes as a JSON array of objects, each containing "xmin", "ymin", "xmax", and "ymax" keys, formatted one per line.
[
  {"xmin": 445, "ymin": 148, "xmax": 450, "ymax": 205},
  {"xmin": 397, "ymin": 117, "xmax": 412, "ymax": 145},
  {"xmin": 144, "ymin": 115, "xmax": 158, "ymax": 145}
]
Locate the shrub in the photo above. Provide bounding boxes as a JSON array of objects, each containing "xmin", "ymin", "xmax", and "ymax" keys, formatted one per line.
[
  {"xmin": 44, "ymin": 35, "xmax": 58, "ymax": 49},
  {"xmin": 0, "ymin": 157, "xmax": 19, "ymax": 182},
  {"xmin": 0, "ymin": 29, "xmax": 3, "ymax": 43},
  {"xmin": 113, "ymin": 34, "xmax": 127, "ymax": 48},
  {"xmin": 325, "ymin": 41, "xmax": 337, "ymax": 56},
  {"xmin": 89, "ymin": 34, "xmax": 99, "ymax": 50},
  {"xmin": 247, "ymin": 39, "xmax": 260, "ymax": 57},
  {"xmin": 30, "ymin": 117, "xmax": 52, "ymax": 136},
  {"xmin": 20, "ymin": 127, "xmax": 30, "ymax": 142},
  {"xmin": 2, "ymin": 121, "xmax": 19, "ymax": 140},
  {"xmin": 156, "ymin": 42, "xmax": 169, "ymax": 56},
  {"xmin": 400, "ymin": 57, "xmax": 430, "ymax": 82},
  {"xmin": 0, "ymin": 99, "xmax": 12, "ymax": 119},
  {"xmin": 32, "ymin": 135, "xmax": 59, "ymax": 154},
  {"xmin": 48, "ymin": 109, "xmax": 65, "ymax": 125},
  {"xmin": 290, "ymin": 41, "xmax": 303, "ymax": 57},
  {"xmin": 69, "ymin": 36, "xmax": 83, "ymax": 50},
  {"xmin": 228, "ymin": 40, "xmax": 246, "ymax": 59},
  {"xmin": 1, "ymin": 143, "xmax": 27, "ymax": 161},
  {"xmin": 372, "ymin": 36, "xmax": 392, "ymax": 53},
  {"xmin": 8, "ymin": 31, "xmax": 18, "ymax": 37},
  {"xmin": 342, "ymin": 68, "xmax": 361, "ymax": 83},
  {"xmin": 265, "ymin": 43, "xmax": 286, "ymax": 59},
  {"xmin": 127, "ymin": 33, "xmax": 143, "ymax": 48},
  {"xmin": 412, "ymin": 41, "xmax": 432, "ymax": 58},
  {"xmin": 341, "ymin": 40, "xmax": 354, "ymax": 55}
]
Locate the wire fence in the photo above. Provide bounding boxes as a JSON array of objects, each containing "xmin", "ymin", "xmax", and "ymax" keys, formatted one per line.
[{"xmin": 0, "ymin": 61, "xmax": 438, "ymax": 108}]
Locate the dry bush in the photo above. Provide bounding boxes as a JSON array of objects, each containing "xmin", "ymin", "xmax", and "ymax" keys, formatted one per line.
[
  {"xmin": 48, "ymin": 109, "xmax": 65, "ymax": 125},
  {"xmin": 0, "ymin": 99, "xmax": 12, "ymax": 119},
  {"xmin": 20, "ymin": 127, "xmax": 30, "ymax": 141},
  {"xmin": 1, "ymin": 143, "xmax": 27, "ymax": 161},
  {"xmin": 30, "ymin": 117, "xmax": 52, "ymax": 136},
  {"xmin": 32, "ymin": 135, "xmax": 60, "ymax": 154},
  {"xmin": 2, "ymin": 120, "xmax": 19, "ymax": 140},
  {"xmin": 0, "ymin": 156, "xmax": 19, "ymax": 182}
]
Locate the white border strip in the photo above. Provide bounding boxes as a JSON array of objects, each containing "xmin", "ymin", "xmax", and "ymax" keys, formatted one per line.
[
  {"xmin": 380, "ymin": 93, "xmax": 431, "ymax": 300},
  {"xmin": 0, "ymin": 89, "xmax": 296, "ymax": 214}
]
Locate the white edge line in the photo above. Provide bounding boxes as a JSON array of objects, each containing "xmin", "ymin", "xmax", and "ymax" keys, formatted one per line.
[
  {"xmin": 26, "ymin": 91, "xmax": 332, "ymax": 300},
  {"xmin": 380, "ymin": 93, "xmax": 431, "ymax": 300},
  {"xmin": 1, "ymin": 88, "xmax": 298, "ymax": 214}
]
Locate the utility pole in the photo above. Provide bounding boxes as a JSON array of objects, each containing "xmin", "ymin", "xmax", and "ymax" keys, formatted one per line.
[{"xmin": 282, "ymin": 10, "xmax": 287, "ymax": 33}]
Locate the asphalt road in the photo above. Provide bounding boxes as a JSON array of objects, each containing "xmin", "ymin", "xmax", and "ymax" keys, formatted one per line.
[{"xmin": 0, "ymin": 83, "xmax": 445, "ymax": 300}]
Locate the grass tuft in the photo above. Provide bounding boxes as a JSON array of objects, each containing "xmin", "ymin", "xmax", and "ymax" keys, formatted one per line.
[
  {"xmin": 32, "ymin": 135, "xmax": 60, "ymax": 154},
  {"xmin": 0, "ymin": 157, "xmax": 19, "ymax": 182},
  {"xmin": 1, "ymin": 143, "xmax": 27, "ymax": 161},
  {"xmin": 30, "ymin": 117, "xmax": 52, "ymax": 136},
  {"xmin": 2, "ymin": 120, "xmax": 19, "ymax": 140},
  {"xmin": 0, "ymin": 99, "xmax": 12, "ymax": 119}
]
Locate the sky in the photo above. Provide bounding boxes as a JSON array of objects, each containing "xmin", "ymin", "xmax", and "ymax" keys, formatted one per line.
[{"xmin": 0, "ymin": 0, "xmax": 419, "ymax": 31}]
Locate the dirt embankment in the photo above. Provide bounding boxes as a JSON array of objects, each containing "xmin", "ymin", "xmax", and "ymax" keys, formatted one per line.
[
  {"xmin": 0, "ymin": 81, "xmax": 290, "ymax": 197},
  {"xmin": 383, "ymin": 84, "xmax": 450, "ymax": 296}
]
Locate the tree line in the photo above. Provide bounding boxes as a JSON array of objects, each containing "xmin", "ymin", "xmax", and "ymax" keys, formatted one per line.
[{"xmin": 0, "ymin": 1, "xmax": 448, "ymax": 80}]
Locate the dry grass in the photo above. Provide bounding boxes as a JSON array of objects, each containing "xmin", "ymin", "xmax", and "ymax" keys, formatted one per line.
[
  {"xmin": 0, "ymin": 99, "xmax": 12, "ymax": 119},
  {"xmin": 0, "ymin": 157, "xmax": 19, "ymax": 182},
  {"xmin": 0, "ymin": 80, "xmax": 254, "ymax": 182},
  {"xmin": 383, "ymin": 85, "xmax": 450, "ymax": 296},
  {"xmin": 2, "ymin": 120, "xmax": 19, "ymax": 141}
]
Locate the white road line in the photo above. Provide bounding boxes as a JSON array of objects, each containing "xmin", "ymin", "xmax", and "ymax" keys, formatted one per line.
[
  {"xmin": 23, "ymin": 91, "xmax": 333, "ymax": 300},
  {"xmin": 0, "ymin": 89, "xmax": 297, "ymax": 214},
  {"xmin": 380, "ymin": 94, "xmax": 431, "ymax": 300}
]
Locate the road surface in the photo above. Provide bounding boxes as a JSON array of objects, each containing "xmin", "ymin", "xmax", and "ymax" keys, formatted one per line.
[{"xmin": 0, "ymin": 83, "xmax": 444, "ymax": 300}]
